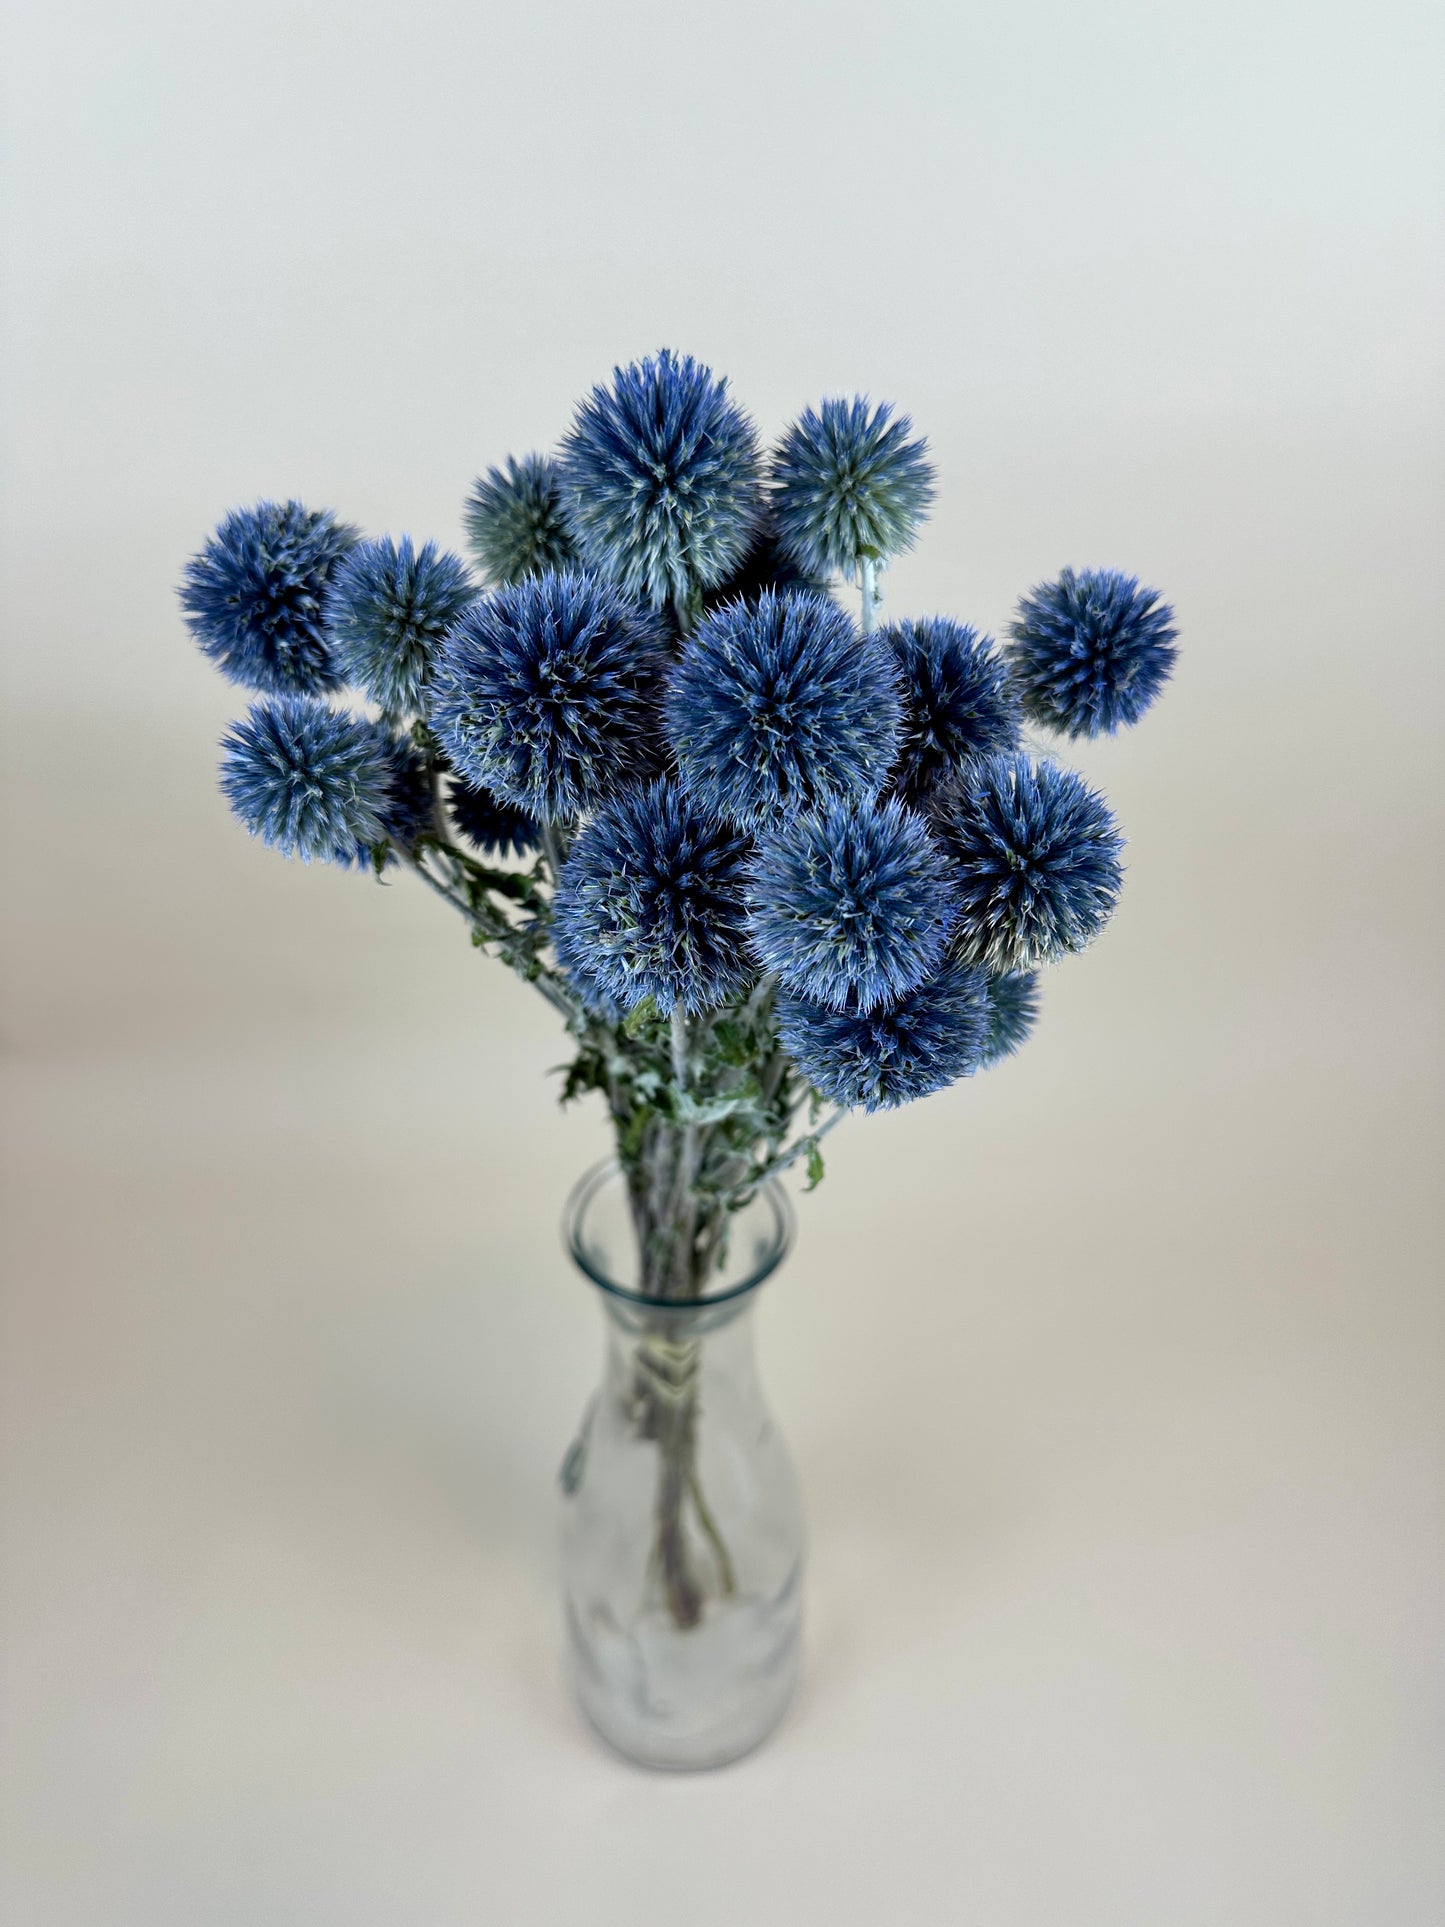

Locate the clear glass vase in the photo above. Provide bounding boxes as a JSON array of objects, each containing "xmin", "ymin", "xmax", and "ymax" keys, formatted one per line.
[{"xmin": 559, "ymin": 1160, "xmax": 805, "ymax": 1770}]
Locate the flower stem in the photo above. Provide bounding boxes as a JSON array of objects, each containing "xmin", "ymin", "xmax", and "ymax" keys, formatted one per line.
[{"xmin": 860, "ymin": 555, "xmax": 880, "ymax": 634}]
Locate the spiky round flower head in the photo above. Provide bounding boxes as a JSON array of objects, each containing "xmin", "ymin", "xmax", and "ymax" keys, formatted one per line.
[
  {"xmin": 558, "ymin": 349, "xmax": 763, "ymax": 612},
  {"xmin": 370, "ymin": 729, "xmax": 434, "ymax": 857},
  {"xmin": 700, "ymin": 518, "xmax": 832, "ymax": 613},
  {"xmin": 446, "ymin": 778, "xmax": 540, "ymax": 859},
  {"xmin": 325, "ymin": 535, "xmax": 476, "ymax": 717},
  {"xmin": 431, "ymin": 571, "xmax": 665, "ymax": 823},
  {"xmin": 883, "ymin": 617, "xmax": 1021, "ymax": 804},
  {"xmin": 180, "ymin": 501, "xmax": 359, "ymax": 696},
  {"xmin": 552, "ymin": 780, "xmax": 754, "ymax": 1016},
  {"xmin": 667, "ymin": 590, "xmax": 901, "ymax": 827},
  {"xmin": 556, "ymin": 946, "xmax": 624, "ymax": 1022},
  {"xmin": 1007, "ymin": 567, "xmax": 1178, "ymax": 738},
  {"xmin": 936, "ymin": 752, "xmax": 1124, "ymax": 972},
  {"xmin": 219, "ymin": 696, "xmax": 392, "ymax": 864},
  {"xmin": 770, "ymin": 397, "xmax": 935, "ymax": 582},
  {"xmin": 747, "ymin": 795, "xmax": 956, "ymax": 1013},
  {"xmin": 463, "ymin": 454, "xmax": 576, "ymax": 587},
  {"xmin": 979, "ymin": 970, "xmax": 1040, "ymax": 1069},
  {"xmin": 777, "ymin": 962, "xmax": 990, "ymax": 1112}
]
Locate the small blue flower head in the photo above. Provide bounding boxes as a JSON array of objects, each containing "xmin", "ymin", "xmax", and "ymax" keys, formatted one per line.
[
  {"xmin": 219, "ymin": 696, "xmax": 392, "ymax": 864},
  {"xmin": 552, "ymin": 781, "xmax": 754, "ymax": 1016},
  {"xmin": 325, "ymin": 535, "xmax": 476, "ymax": 717},
  {"xmin": 747, "ymin": 795, "xmax": 957, "ymax": 1013},
  {"xmin": 372, "ymin": 729, "xmax": 435, "ymax": 858},
  {"xmin": 431, "ymin": 571, "xmax": 665, "ymax": 822},
  {"xmin": 1007, "ymin": 567, "xmax": 1178, "ymax": 737},
  {"xmin": 558, "ymin": 349, "xmax": 763, "ymax": 612},
  {"xmin": 667, "ymin": 590, "xmax": 901, "ymax": 827},
  {"xmin": 979, "ymin": 970, "xmax": 1040, "ymax": 1068},
  {"xmin": 181, "ymin": 501, "xmax": 359, "ymax": 696},
  {"xmin": 936, "ymin": 752, "xmax": 1124, "ymax": 971},
  {"xmin": 777, "ymin": 963, "xmax": 990, "ymax": 1111},
  {"xmin": 883, "ymin": 617, "xmax": 1021, "ymax": 804},
  {"xmin": 446, "ymin": 778, "xmax": 540, "ymax": 859},
  {"xmin": 770, "ymin": 397, "xmax": 935, "ymax": 582},
  {"xmin": 463, "ymin": 453, "xmax": 576, "ymax": 587}
]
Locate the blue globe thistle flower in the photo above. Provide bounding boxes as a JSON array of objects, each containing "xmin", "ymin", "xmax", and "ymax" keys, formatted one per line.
[
  {"xmin": 463, "ymin": 453, "xmax": 576, "ymax": 587},
  {"xmin": 883, "ymin": 617, "xmax": 1021, "ymax": 804},
  {"xmin": 1007, "ymin": 567, "xmax": 1178, "ymax": 737},
  {"xmin": 979, "ymin": 970, "xmax": 1040, "ymax": 1068},
  {"xmin": 219, "ymin": 696, "xmax": 392, "ymax": 864},
  {"xmin": 558, "ymin": 349, "xmax": 763, "ymax": 612},
  {"xmin": 180, "ymin": 501, "xmax": 359, "ymax": 696},
  {"xmin": 552, "ymin": 781, "xmax": 754, "ymax": 1017},
  {"xmin": 666, "ymin": 590, "xmax": 901, "ymax": 827},
  {"xmin": 749, "ymin": 795, "xmax": 957, "ymax": 1013},
  {"xmin": 325, "ymin": 535, "xmax": 476, "ymax": 717},
  {"xmin": 446, "ymin": 778, "xmax": 540, "ymax": 859},
  {"xmin": 777, "ymin": 963, "xmax": 990, "ymax": 1112},
  {"xmin": 431, "ymin": 571, "xmax": 665, "ymax": 823},
  {"xmin": 555, "ymin": 946, "xmax": 625, "ymax": 1021},
  {"xmin": 770, "ymin": 397, "xmax": 935, "ymax": 582},
  {"xmin": 701, "ymin": 519, "xmax": 832, "ymax": 612},
  {"xmin": 371, "ymin": 729, "xmax": 434, "ymax": 856},
  {"xmin": 936, "ymin": 752, "xmax": 1124, "ymax": 971}
]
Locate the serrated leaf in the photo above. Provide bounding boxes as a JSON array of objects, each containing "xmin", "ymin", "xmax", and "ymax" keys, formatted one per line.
[
  {"xmin": 805, "ymin": 1140, "xmax": 825, "ymax": 1191},
  {"xmin": 623, "ymin": 995, "xmax": 660, "ymax": 1038},
  {"xmin": 710, "ymin": 1020, "xmax": 752, "ymax": 1067},
  {"xmin": 675, "ymin": 1091, "xmax": 764, "ymax": 1126}
]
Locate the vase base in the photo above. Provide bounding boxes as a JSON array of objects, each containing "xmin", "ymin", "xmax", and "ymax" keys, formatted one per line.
[{"xmin": 564, "ymin": 1583, "xmax": 803, "ymax": 1770}]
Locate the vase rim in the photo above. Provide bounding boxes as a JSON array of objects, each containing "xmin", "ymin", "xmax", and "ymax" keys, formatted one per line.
[{"xmin": 562, "ymin": 1158, "xmax": 795, "ymax": 1310}]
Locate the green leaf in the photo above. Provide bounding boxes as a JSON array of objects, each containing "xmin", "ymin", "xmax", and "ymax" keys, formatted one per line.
[
  {"xmin": 674, "ymin": 1090, "xmax": 770, "ymax": 1127},
  {"xmin": 623, "ymin": 995, "xmax": 660, "ymax": 1038},
  {"xmin": 710, "ymin": 1020, "xmax": 752, "ymax": 1067},
  {"xmin": 805, "ymin": 1140, "xmax": 825, "ymax": 1192}
]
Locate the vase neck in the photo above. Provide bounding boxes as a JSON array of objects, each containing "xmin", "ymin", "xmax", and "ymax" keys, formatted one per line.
[
  {"xmin": 564, "ymin": 1159, "xmax": 795, "ymax": 1315},
  {"xmin": 593, "ymin": 1282, "xmax": 760, "ymax": 1345}
]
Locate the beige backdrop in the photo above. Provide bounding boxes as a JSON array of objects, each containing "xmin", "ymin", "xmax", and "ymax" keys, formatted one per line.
[{"xmin": 3, "ymin": 1, "xmax": 1442, "ymax": 1921}]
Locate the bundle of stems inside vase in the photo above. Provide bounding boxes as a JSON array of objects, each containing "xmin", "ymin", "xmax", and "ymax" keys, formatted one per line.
[{"xmin": 181, "ymin": 348, "xmax": 1178, "ymax": 1309}]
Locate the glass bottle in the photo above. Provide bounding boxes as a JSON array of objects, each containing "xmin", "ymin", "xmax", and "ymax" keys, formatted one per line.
[{"xmin": 559, "ymin": 1161, "xmax": 804, "ymax": 1769}]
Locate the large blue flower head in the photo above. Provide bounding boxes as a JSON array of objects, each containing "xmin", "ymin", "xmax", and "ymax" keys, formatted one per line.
[
  {"xmin": 552, "ymin": 781, "xmax": 754, "ymax": 1017},
  {"xmin": 431, "ymin": 570, "xmax": 665, "ymax": 823},
  {"xmin": 936, "ymin": 752, "xmax": 1124, "ymax": 971},
  {"xmin": 180, "ymin": 501, "xmax": 359, "ymax": 696},
  {"xmin": 558, "ymin": 349, "xmax": 763, "ymax": 613},
  {"xmin": 219, "ymin": 696, "xmax": 392, "ymax": 864},
  {"xmin": 777, "ymin": 963, "xmax": 990, "ymax": 1111},
  {"xmin": 770, "ymin": 397, "xmax": 935, "ymax": 582},
  {"xmin": 883, "ymin": 617, "xmax": 1021, "ymax": 804},
  {"xmin": 1007, "ymin": 567, "xmax": 1178, "ymax": 738},
  {"xmin": 446, "ymin": 778, "xmax": 540, "ymax": 859},
  {"xmin": 463, "ymin": 453, "xmax": 576, "ymax": 587},
  {"xmin": 325, "ymin": 535, "xmax": 476, "ymax": 717},
  {"xmin": 666, "ymin": 590, "xmax": 901, "ymax": 827},
  {"xmin": 747, "ymin": 795, "xmax": 957, "ymax": 1013},
  {"xmin": 979, "ymin": 970, "xmax": 1040, "ymax": 1068}
]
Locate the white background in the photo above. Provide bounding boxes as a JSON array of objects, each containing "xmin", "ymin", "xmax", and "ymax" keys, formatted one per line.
[{"xmin": 3, "ymin": 1, "xmax": 1442, "ymax": 1921}]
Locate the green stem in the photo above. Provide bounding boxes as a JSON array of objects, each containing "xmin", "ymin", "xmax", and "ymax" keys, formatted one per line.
[
  {"xmin": 860, "ymin": 555, "xmax": 880, "ymax": 634},
  {"xmin": 687, "ymin": 1453, "xmax": 736, "ymax": 1595},
  {"xmin": 399, "ymin": 846, "xmax": 580, "ymax": 1023}
]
